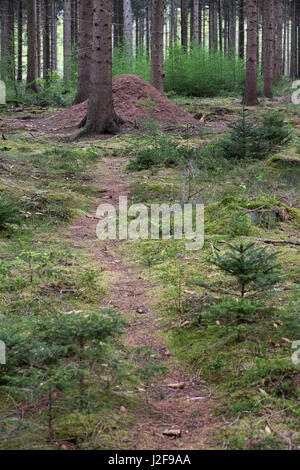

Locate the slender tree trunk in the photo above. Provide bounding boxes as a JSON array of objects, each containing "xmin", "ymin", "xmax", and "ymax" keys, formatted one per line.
[
  {"xmin": 263, "ymin": 0, "xmax": 274, "ymax": 97},
  {"xmin": 17, "ymin": 0, "xmax": 23, "ymax": 81},
  {"xmin": 229, "ymin": 0, "xmax": 236, "ymax": 53},
  {"xmin": 27, "ymin": 0, "xmax": 40, "ymax": 92},
  {"xmin": 181, "ymin": 0, "xmax": 188, "ymax": 51},
  {"xmin": 150, "ymin": 0, "xmax": 164, "ymax": 93},
  {"xmin": 36, "ymin": 0, "xmax": 41, "ymax": 77},
  {"xmin": 274, "ymin": 0, "xmax": 283, "ymax": 82},
  {"xmin": 64, "ymin": 0, "xmax": 72, "ymax": 81},
  {"xmin": 74, "ymin": 0, "xmax": 93, "ymax": 104},
  {"xmin": 244, "ymin": 0, "xmax": 258, "ymax": 105},
  {"xmin": 43, "ymin": 0, "xmax": 51, "ymax": 82},
  {"xmin": 291, "ymin": 0, "xmax": 297, "ymax": 78},
  {"xmin": 193, "ymin": 0, "xmax": 199, "ymax": 45},
  {"xmin": 51, "ymin": 0, "xmax": 58, "ymax": 73},
  {"xmin": 238, "ymin": 0, "xmax": 245, "ymax": 59},
  {"xmin": 124, "ymin": 0, "xmax": 133, "ymax": 55}
]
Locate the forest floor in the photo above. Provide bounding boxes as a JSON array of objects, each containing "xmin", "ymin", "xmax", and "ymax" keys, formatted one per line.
[{"xmin": 0, "ymin": 88, "xmax": 300, "ymax": 450}]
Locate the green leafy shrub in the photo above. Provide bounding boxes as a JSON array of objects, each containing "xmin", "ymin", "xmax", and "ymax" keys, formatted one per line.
[{"xmin": 127, "ymin": 137, "xmax": 198, "ymax": 171}]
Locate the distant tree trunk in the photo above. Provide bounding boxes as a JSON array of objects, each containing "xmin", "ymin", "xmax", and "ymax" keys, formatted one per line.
[
  {"xmin": 199, "ymin": 0, "xmax": 202, "ymax": 45},
  {"xmin": 218, "ymin": 0, "xmax": 222, "ymax": 52},
  {"xmin": 43, "ymin": 0, "xmax": 51, "ymax": 82},
  {"xmin": 1, "ymin": 0, "xmax": 16, "ymax": 80},
  {"xmin": 80, "ymin": 0, "xmax": 122, "ymax": 135},
  {"xmin": 170, "ymin": 0, "xmax": 175, "ymax": 47},
  {"xmin": 291, "ymin": 0, "xmax": 297, "ymax": 78},
  {"xmin": 74, "ymin": 0, "xmax": 93, "ymax": 104},
  {"xmin": 71, "ymin": 0, "xmax": 78, "ymax": 45},
  {"xmin": 51, "ymin": 0, "xmax": 58, "ymax": 73},
  {"xmin": 113, "ymin": 0, "xmax": 124, "ymax": 47},
  {"xmin": 17, "ymin": 0, "xmax": 23, "ymax": 81},
  {"xmin": 263, "ymin": 0, "xmax": 274, "ymax": 97},
  {"xmin": 64, "ymin": 0, "xmax": 72, "ymax": 81},
  {"xmin": 146, "ymin": 4, "xmax": 150, "ymax": 57},
  {"xmin": 181, "ymin": 0, "xmax": 188, "ymax": 51},
  {"xmin": 27, "ymin": 0, "xmax": 40, "ymax": 92},
  {"xmin": 193, "ymin": 0, "xmax": 199, "ymax": 44},
  {"xmin": 150, "ymin": 0, "xmax": 164, "ymax": 93},
  {"xmin": 274, "ymin": 0, "xmax": 283, "ymax": 82},
  {"xmin": 229, "ymin": 0, "xmax": 236, "ymax": 53},
  {"xmin": 244, "ymin": 0, "xmax": 258, "ymax": 106},
  {"xmin": 124, "ymin": 0, "xmax": 133, "ymax": 54},
  {"xmin": 238, "ymin": 0, "xmax": 245, "ymax": 59},
  {"xmin": 0, "ymin": 0, "xmax": 8, "ymax": 79},
  {"xmin": 36, "ymin": 0, "xmax": 41, "ymax": 77}
]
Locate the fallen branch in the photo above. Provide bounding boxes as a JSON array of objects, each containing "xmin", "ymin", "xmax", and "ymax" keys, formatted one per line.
[{"xmin": 241, "ymin": 237, "xmax": 300, "ymax": 246}]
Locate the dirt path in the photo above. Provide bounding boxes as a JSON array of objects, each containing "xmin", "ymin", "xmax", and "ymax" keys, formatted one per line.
[{"xmin": 70, "ymin": 156, "xmax": 219, "ymax": 450}]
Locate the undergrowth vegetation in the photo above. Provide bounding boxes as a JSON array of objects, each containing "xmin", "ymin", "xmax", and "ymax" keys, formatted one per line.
[
  {"xmin": 120, "ymin": 96, "xmax": 300, "ymax": 450},
  {"xmin": 5, "ymin": 45, "xmax": 284, "ymax": 108}
]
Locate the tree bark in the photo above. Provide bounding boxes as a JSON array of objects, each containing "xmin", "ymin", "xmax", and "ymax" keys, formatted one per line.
[
  {"xmin": 43, "ymin": 0, "xmax": 51, "ymax": 82},
  {"xmin": 64, "ymin": 0, "xmax": 72, "ymax": 81},
  {"xmin": 238, "ymin": 0, "xmax": 245, "ymax": 59},
  {"xmin": 244, "ymin": 0, "xmax": 258, "ymax": 106},
  {"xmin": 193, "ymin": 0, "xmax": 199, "ymax": 45},
  {"xmin": 17, "ymin": 0, "xmax": 23, "ymax": 81},
  {"xmin": 291, "ymin": 0, "xmax": 297, "ymax": 78},
  {"xmin": 51, "ymin": 0, "xmax": 58, "ymax": 73},
  {"xmin": 124, "ymin": 0, "xmax": 133, "ymax": 55},
  {"xmin": 74, "ymin": 0, "xmax": 93, "ymax": 104},
  {"xmin": 263, "ymin": 0, "xmax": 274, "ymax": 97},
  {"xmin": 274, "ymin": 0, "xmax": 283, "ymax": 82},
  {"xmin": 181, "ymin": 0, "xmax": 188, "ymax": 51},
  {"xmin": 27, "ymin": 0, "xmax": 40, "ymax": 92},
  {"xmin": 80, "ymin": 0, "xmax": 121, "ymax": 135},
  {"xmin": 150, "ymin": 0, "xmax": 164, "ymax": 93}
]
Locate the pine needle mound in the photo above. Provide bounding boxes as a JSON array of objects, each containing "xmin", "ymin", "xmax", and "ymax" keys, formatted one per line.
[{"xmin": 19, "ymin": 75, "xmax": 202, "ymax": 133}]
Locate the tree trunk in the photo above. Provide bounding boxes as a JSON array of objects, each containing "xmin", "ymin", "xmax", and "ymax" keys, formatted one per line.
[
  {"xmin": 238, "ymin": 0, "xmax": 245, "ymax": 59},
  {"xmin": 74, "ymin": 0, "xmax": 93, "ymax": 104},
  {"xmin": 1, "ymin": 0, "xmax": 15, "ymax": 80},
  {"xmin": 124, "ymin": 0, "xmax": 133, "ymax": 55},
  {"xmin": 81, "ymin": 0, "xmax": 121, "ymax": 135},
  {"xmin": 17, "ymin": 0, "xmax": 23, "ymax": 81},
  {"xmin": 229, "ymin": 0, "xmax": 236, "ymax": 53},
  {"xmin": 193, "ymin": 0, "xmax": 199, "ymax": 45},
  {"xmin": 43, "ymin": 0, "xmax": 51, "ymax": 82},
  {"xmin": 274, "ymin": 0, "xmax": 283, "ymax": 82},
  {"xmin": 51, "ymin": 0, "xmax": 58, "ymax": 73},
  {"xmin": 36, "ymin": 0, "xmax": 41, "ymax": 77},
  {"xmin": 150, "ymin": 0, "xmax": 164, "ymax": 93},
  {"xmin": 291, "ymin": 0, "xmax": 297, "ymax": 78},
  {"xmin": 263, "ymin": 0, "xmax": 274, "ymax": 97},
  {"xmin": 244, "ymin": 0, "xmax": 258, "ymax": 106},
  {"xmin": 64, "ymin": 0, "xmax": 72, "ymax": 81},
  {"xmin": 27, "ymin": 0, "xmax": 40, "ymax": 92},
  {"xmin": 181, "ymin": 0, "xmax": 188, "ymax": 51}
]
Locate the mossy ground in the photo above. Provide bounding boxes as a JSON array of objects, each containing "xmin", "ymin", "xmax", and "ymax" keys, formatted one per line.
[{"xmin": 0, "ymin": 95, "xmax": 300, "ymax": 450}]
